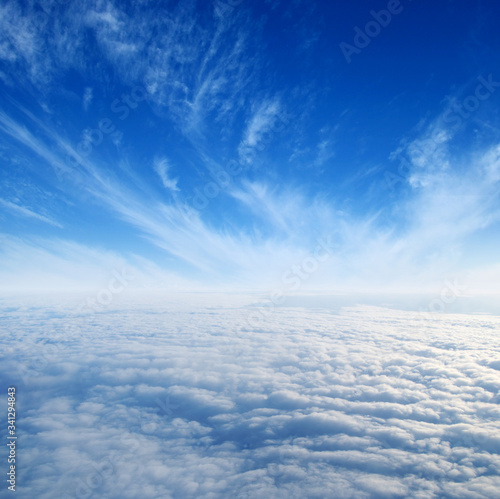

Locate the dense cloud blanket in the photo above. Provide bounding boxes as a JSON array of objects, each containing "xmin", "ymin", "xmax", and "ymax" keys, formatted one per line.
[{"xmin": 1, "ymin": 294, "xmax": 500, "ymax": 498}]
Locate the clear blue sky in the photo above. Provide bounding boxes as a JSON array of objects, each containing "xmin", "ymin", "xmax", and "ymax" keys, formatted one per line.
[{"xmin": 1, "ymin": 0, "xmax": 500, "ymax": 292}]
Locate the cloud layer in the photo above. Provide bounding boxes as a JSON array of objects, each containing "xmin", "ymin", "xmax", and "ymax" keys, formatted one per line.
[{"xmin": 1, "ymin": 294, "xmax": 499, "ymax": 498}]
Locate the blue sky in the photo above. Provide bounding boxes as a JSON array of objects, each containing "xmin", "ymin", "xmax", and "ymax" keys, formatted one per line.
[{"xmin": 1, "ymin": 0, "xmax": 500, "ymax": 292}]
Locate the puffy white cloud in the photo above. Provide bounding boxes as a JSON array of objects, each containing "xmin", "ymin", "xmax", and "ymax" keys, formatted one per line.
[{"xmin": 1, "ymin": 293, "xmax": 500, "ymax": 498}]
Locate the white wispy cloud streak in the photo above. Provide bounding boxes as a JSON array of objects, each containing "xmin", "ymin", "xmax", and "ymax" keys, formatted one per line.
[
  {"xmin": 83, "ymin": 87, "xmax": 93, "ymax": 111},
  {"xmin": 0, "ymin": 109, "xmax": 299, "ymax": 287},
  {"xmin": 2, "ymin": 102, "xmax": 500, "ymax": 292},
  {"xmin": 0, "ymin": 199, "xmax": 63, "ymax": 228},
  {"xmin": 392, "ymin": 116, "xmax": 500, "ymax": 250},
  {"xmin": 0, "ymin": 233, "xmax": 199, "ymax": 292},
  {"xmin": 0, "ymin": 0, "xmax": 257, "ymax": 142},
  {"xmin": 238, "ymin": 99, "xmax": 284, "ymax": 165},
  {"xmin": 78, "ymin": 0, "xmax": 258, "ymax": 140},
  {"xmin": 153, "ymin": 158, "xmax": 180, "ymax": 192},
  {"xmin": 0, "ymin": 110, "xmax": 71, "ymax": 177}
]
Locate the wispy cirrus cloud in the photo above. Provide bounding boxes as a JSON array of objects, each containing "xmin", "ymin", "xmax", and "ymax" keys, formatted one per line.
[
  {"xmin": 0, "ymin": 110, "xmax": 297, "ymax": 287},
  {"xmin": 0, "ymin": 0, "xmax": 258, "ymax": 139},
  {"xmin": 2, "ymin": 99, "xmax": 500, "ymax": 293},
  {"xmin": 0, "ymin": 233, "xmax": 198, "ymax": 292},
  {"xmin": 0, "ymin": 110, "xmax": 71, "ymax": 177},
  {"xmin": 0, "ymin": 199, "xmax": 63, "ymax": 229},
  {"xmin": 392, "ymin": 115, "xmax": 500, "ymax": 242},
  {"xmin": 83, "ymin": 87, "xmax": 93, "ymax": 111},
  {"xmin": 238, "ymin": 99, "xmax": 284, "ymax": 165},
  {"xmin": 153, "ymin": 157, "xmax": 179, "ymax": 192},
  {"xmin": 1, "ymin": 2, "xmax": 500, "ymax": 294}
]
